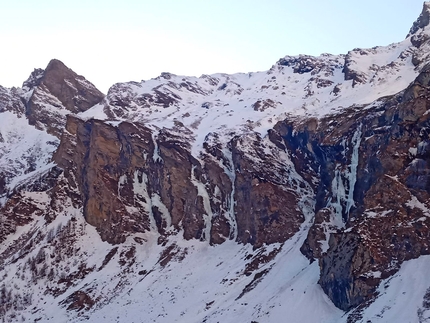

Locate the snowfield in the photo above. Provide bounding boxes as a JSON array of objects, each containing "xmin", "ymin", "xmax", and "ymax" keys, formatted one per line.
[{"xmin": 2, "ymin": 8, "xmax": 430, "ymax": 323}]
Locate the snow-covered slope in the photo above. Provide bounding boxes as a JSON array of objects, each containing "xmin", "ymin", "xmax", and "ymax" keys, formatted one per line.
[
  {"xmin": 0, "ymin": 111, "xmax": 57, "ymax": 200},
  {"xmin": 2, "ymin": 194, "xmax": 430, "ymax": 323},
  {"xmin": 0, "ymin": 205, "xmax": 344, "ymax": 323},
  {"xmin": 81, "ymin": 36, "xmax": 417, "ymax": 155},
  {"xmin": 0, "ymin": 87, "xmax": 59, "ymax": 207},
  {"xmin": 2, "ymin": 3, "xmax": 430, "ymax": 323}
]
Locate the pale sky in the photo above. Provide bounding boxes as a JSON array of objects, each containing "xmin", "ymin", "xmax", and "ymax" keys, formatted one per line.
[{"xmin": 1, "ymin": 0, "xmax": 426, "ymax": 93}]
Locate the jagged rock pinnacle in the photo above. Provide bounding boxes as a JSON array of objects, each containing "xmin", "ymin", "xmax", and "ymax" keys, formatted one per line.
[
  {"xmin": 23, "ymin": 59, "xmax": 105, "ymax": 137},
  {"xmin": 407, "ymin": 1, "xmax": 430, "ymax": 38}
]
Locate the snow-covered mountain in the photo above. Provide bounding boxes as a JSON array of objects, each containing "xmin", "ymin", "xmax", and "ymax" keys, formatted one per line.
[{"xmin": 2, "ymin": 3, "xmax": 430, "ymax": 323}]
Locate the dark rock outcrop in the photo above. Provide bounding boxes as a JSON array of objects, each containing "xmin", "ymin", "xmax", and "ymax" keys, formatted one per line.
[
  {"xmin": 55, "ymin": 116, "xmax": 212, "ymax": 243},
  {"xmin": 53, "ymin": 114, "xmax": 312, "ymax": 246},
  {"xmin": 23, "ymin": 59, "xmax": 104, "ymax": 137},
  {"xmin": 231, "ymin": 133, "xmax": 306, "ymax": 247},
  {"xmin": 408, "ymin": 2, "xmax": 430, "ymax": 38},
  {"xmin": 277, "ymin": 54, "xmax": 344, "ymax": 76},
  {"xmin": 272, "ymin": 64, "xmax": 430, "ymax": 311},
  {"xmin": 0, "ymin": 86, "xmax": 26, "ymax": 116},
  {"xmin": 3, "ymin": 5, "xmax": 430, "ymax": 317}
]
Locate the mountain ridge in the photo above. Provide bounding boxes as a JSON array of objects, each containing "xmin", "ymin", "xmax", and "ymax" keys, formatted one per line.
[{"xmin": 2, "ymin": 2, "xmax": 430, "ymax": 322}]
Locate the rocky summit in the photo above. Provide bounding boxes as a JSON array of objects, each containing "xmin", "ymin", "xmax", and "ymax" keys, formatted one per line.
[{"xmin": 2, "ymin": 3, "xmax": 430, "ymax": 323}]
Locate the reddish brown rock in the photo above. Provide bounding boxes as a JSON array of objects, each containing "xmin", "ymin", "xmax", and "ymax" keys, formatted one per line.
[
  {"xmin": 61, "ymin": 290, "xmax": 95, "ymax": 311},
  {"xmin": 0, "ymin": 86, "xmax": 26, "ymax": 117},
  {"xmin": 54, "ymin": 116, "xmax": 209, "ymax": 243},
  {"xmin": 231, "ymin": 134, "xmax": 306, "ymax": 247},
  {"xmin": 0, "ymin": 192, "xmax": 45, "ymax": 244},
  {"xmin": 274, "ymin": 64, "xmax": 430, "ymax": 310},
  {"xmin": 55, "ymin": 117, "xmax": 156, "ymax": 243},
  {"xmin": 24, "ymin": 59, "xmax": 104, "ymax": 137}
]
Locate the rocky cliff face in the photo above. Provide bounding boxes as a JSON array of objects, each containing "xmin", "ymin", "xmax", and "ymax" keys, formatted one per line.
[
  {"xmin": 0, "ymin": 59, "xmax": 104, "ymax": 208},
  {"xmin": 53, "ymin": 115, "xmax": 312, "ymax": 247},
  {"xmin": 283, "ymin": 64, "xmax": 430, "ymax": 310},
  {"xmin": 2, "ymin": 3, "xmax": 430, "ymax": 323},
  {"xmin": 23, "ymin": 59, "xmax": 105, "ymax": 138}
]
